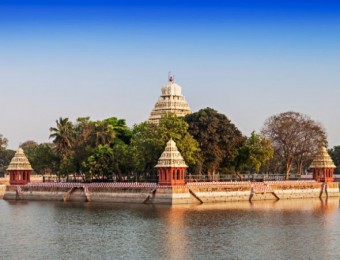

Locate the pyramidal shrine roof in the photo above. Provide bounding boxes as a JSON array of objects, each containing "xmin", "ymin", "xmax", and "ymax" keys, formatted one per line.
[
  {"xmin": 309, "ymin": 147, "xmax": 336, "ymax": 169},
  {"xmin": 148, "ymin": 75, "xmax": 192, "ymax": 124},
  {"xmin": 155, "ymin": 139, "xmax": 188, "ymax": 168},
  {"xmin": 7, "ymin": 148, "xmax": 33, "ymax": 171}
]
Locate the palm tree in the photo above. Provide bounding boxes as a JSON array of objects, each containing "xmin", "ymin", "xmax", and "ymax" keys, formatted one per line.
[
  {"xmin": 93, "ymin": 121, "xmax": 116, "ymax": 146},
  {"xmin": 49, "ymin": 117, "xmax": 74, "ymax": 156}
]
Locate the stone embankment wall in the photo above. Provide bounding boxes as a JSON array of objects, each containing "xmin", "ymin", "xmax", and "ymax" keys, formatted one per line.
[
  {"xmin": 3, "ymin": 181, "xmax": 340, "ymax": 204},
  {"xmin": 186, "ymin": 181, "xmax": 339, "ymax": 202},
  {"xmin": 3, "ymin": 183, "xmax": 160, "ymax": 203},
  {"xmin": 0, "ymin": 185, "xmax": 6, "ymax": 198}
]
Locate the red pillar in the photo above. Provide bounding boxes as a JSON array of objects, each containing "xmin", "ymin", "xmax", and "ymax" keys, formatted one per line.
[{"xmin": 158, "ymin": 167, "xmax": 186, "ymax": 186}]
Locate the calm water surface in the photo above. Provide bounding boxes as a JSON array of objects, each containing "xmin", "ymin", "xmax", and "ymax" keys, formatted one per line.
[{"xmin": 1, "ymin": 198, "xmax": 340, "ymax": 259}]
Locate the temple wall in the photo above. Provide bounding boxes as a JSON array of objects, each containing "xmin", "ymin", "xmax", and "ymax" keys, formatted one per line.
[{"xmin": 3, "ymin": 182, "xmax": 340, "ymax": 204}]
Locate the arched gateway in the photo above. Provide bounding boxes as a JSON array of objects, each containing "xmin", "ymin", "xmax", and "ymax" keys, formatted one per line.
[{"xmin": 155, "ymin": 139, "xmax": 188, "ymax": 186}]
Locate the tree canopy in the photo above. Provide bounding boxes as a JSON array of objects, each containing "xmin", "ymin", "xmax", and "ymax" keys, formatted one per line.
[
  {"xmin": 20, "ymin": 141, "xmax": 58, "ymax": 175},
  {"xmin": 261, "ymin": 111, "xmax": 327, "ymax": 179},
  {"xmin": 185, "ymin": 107, "xmax": 245, "ymax": 175},
  {"xmin": 328, "ymin": 146, "xmax": 340, "ymax": 174},
  {"xmin": 49, "ymin": 116, "xmax": 131, "ymax": 181},
  {"xmin": 235, "ymin": 131, "xmax": 274, "ymax": 174},
  {"xmin": 0, "ymin": 134, "xmax": 14, "ymax": 175},
  {"xmin": 2, "ymin": 108, "xmax": 336, "ymax": 182},
  {"xmin": 130, "ymin": 114, "xmax": 200, "ymax": 180}
]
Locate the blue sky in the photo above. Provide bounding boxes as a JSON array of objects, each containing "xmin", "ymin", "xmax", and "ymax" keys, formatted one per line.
[{"xmin": 1, "ymin": 0, "xmax": 340, "ymax": 148}]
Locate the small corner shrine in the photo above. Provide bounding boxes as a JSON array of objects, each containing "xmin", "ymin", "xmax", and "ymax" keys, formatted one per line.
[
  {"xmin": 148, "ymin": 74, "xmax": 192, "ymax": 124},
  {"xmin": 309, "ymin": 146, "xmax": 336, "ymax": 182},
  {"xmin": 7, "ymin": 148, "xmax": 33, "ymax": 185},
  {"xmin": 155, "ymin": 138, "xmax": 188, "ymax": 186}
]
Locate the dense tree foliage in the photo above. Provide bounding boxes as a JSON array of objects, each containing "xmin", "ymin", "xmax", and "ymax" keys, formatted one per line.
[
  {"xmin": 328, "ymin": 146, "xmax": 340, "ymax": 174},
  {"xmin": 20, "ymin": 141, "xmax": 58, "ymax": 175},
  {"xmin": 0, "ymin": 135, "xmax": 14, "ymax": 175},
  {"xmin": 185, "ymin": 108, "xmax": 245, "ymax": 175},
  {"xmin": 129, "ymin": 121, "xmax": 163, "ymax": 179},
  {"xmin": 50, "ymin": 114, "xmax": 200, "ymax": 181},
  {"xmin": 104, "ymin": 117, "xmax": 132, "ymax": 145},
  {"xmin": 261, "ymin": 111, "xmax": 327, "ymax": 179},
  {"xmin": 49, "ymin": 117, "xmax": 74, "ymax": 156},
  {"xmin": 235, "ymin": 131, "xmax": 274, "ymax": 174},
  {"xmin": 1, "ymin": 108, "xmax": 336, "ymax": 182},
  {"xmin": 49, "ymin": 116, "xmax": 130, "ymax": 181},
  {"xmin": 84, "ymin": 145, "xmax": 115, "ymax": 181},
  {"xmin": 130, "ymin": 114, "xmax": 200, "ymax": 180}
]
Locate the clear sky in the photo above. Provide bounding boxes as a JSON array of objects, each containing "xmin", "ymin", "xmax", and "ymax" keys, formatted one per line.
[{"xmin": 1, "ymin": 0, "xmax": 340, "ymax": 149}]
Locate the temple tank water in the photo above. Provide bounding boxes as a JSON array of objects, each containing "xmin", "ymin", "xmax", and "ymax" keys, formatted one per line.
[{"xmin": 1, "ymin": 198, "xmax": 340, "ymax": 259}]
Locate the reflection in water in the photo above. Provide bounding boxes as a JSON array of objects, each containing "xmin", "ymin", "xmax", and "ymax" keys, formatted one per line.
[
  {"xmin": 160, "ymin": 207, "xmax": 187, "ymax": 260},
  {"xmin": 1, "ymin": 198, "xmax": 340, "ymax": 259}
]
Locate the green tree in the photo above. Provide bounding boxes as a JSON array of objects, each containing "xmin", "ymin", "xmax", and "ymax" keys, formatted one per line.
[
  {"xmin": 21, "ymin": 142, "xmax": 58, "ymax": 175},
  {"xmin": 130, "ymin": 115, "xmax": 200, "ymax": 181},
  {"xmin": 328, "ymin": 146, "xmax": 340, "ymax": 174},
  {"xmin": 158, "ymin": 114, "xmax": 200, "ymax": 167},
  {"xmin": 130, "ymin": 121, "xmax": 163, "ymax": 180},
  {"xmin": 104, "ymin": 117, "xmax": 132, "ymax": 144},
  {"xmin": 49, "ymin": 117, "xmax": 74, "ymax": 156},
  {"xmin": 59, "ymin": 155, "xmax": 77, "ymax": 180},
  {"xmin": 93, "ymin": 120, "xmax": 116, "ymax": 146},
  {"xmin": 111, "ymin": 142, "xmax": 132, "ymax": 181},
  {"xmin": 235, "ymin": 131, "xmax": 274, "ymax": 174},
  {"xmin": 20, "ymin": 140, "xmax": 38, "ymax": 160},
  {"xmin": 0, "ymin": 135, "xmax": 14, "ymax": 175},
  {"xmin": 185, "ymin": 107, "xmax": 245, "ymax": 176},
  {"xmin": 72, "ymin": 117, "xmax": 96, "ymax": 176},
  {"xmin": 49, "ymin": 116, "xmax": 128, "ymax": 181},
  {"xmin": 34, "ymin": 144, "xmax": 59, "ymax": 174},
  {"xmin": 84, "ymin": 145, "xmax": 114, "ymax": 181}
]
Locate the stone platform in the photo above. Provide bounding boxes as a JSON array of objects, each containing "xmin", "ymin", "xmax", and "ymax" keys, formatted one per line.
[{"xmin": 3, "ymin": 181, "xmax": 340, "ymax": 204}]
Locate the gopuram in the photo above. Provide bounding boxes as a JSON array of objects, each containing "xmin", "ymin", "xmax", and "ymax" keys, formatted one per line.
[{"xmin": 148, "ymin": 74, "xmax": 191, "ymax": 124}]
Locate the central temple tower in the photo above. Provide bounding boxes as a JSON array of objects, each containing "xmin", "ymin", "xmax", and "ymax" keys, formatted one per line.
[{"xmin": 148, "ymin": 74, "xmax": 192, "ymax": 124}]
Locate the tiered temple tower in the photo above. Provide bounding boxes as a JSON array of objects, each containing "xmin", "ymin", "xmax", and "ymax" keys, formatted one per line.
[
  {"xmin": 309, "ymin": 147, "xmax": 336, "ymax": 182},
  {"xmin": 148, "ymin": 75, "xmax": 192, "ymax": 124},
  {"xmin": 155, "ymin": 139, "xmax": 188, "ymax": 186},
  {"xmin": 7, "ymin": 148, "xmax": 33, "ymax": 185}
]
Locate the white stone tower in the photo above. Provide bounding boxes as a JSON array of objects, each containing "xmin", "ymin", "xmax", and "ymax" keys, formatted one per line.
[{"xmin": 148, "ymin": 74, "xmax": 192, "ymax": 124}]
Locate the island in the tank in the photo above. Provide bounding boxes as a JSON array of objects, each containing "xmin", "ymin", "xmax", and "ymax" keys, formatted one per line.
[
  {"xmin": 2, "ymin": 75, "xmax": 339, "ymax": 204},
  {"xmin": 3, "ymin": 139, "xmax": 339, "ymax": 204}
]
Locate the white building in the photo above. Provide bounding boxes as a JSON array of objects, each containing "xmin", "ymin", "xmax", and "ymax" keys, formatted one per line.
[{"xmin": 148, "ymin": 75, "xmax": 192, "ymax": 124}]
